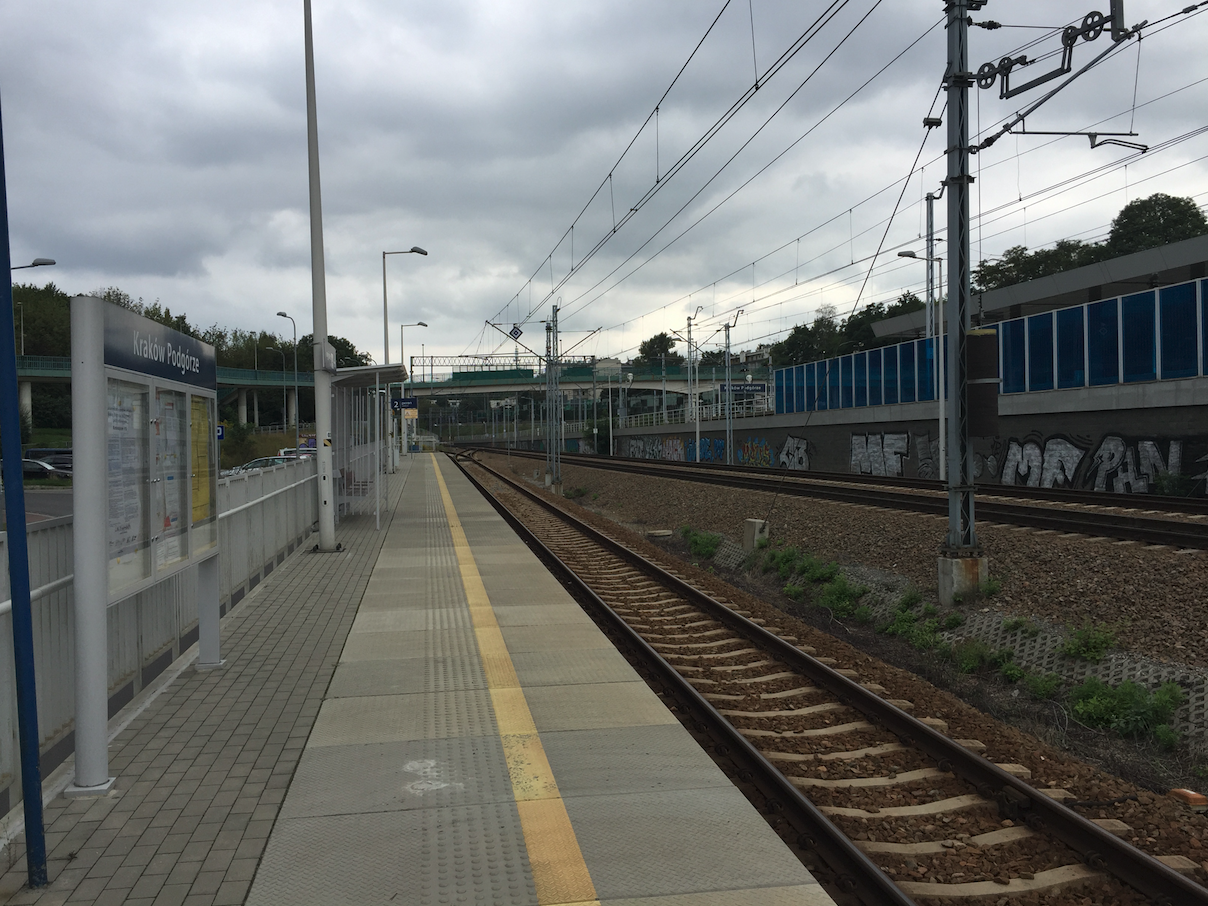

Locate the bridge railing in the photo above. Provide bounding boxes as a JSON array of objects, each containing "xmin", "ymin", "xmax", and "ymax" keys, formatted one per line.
[
  {"xmin": 617, "ymin": 397, "xmax": 772, "ymax": 429},
  {"xmin": 0, "ymin": 458, "xmax": 317, "ymax": 812}
]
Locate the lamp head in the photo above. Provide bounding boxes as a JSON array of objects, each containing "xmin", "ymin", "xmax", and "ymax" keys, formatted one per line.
[
  {"xmin": 276, "ymin": 310, "xmax": 289, "ymax": 318},
  {"xmin": 31, "ymin": 258, "xmax": 55, "ymax": 267},
  {"xmin": 898, "ymin": 250, "xmax": 919, "ymax": 259},
  {"xmin": 417, "ymin": 321, "xmax": 428, "ymax": 327},
  {"xmin": 410, "ymin": 247, "xmax": 428, "ymax": 256}
]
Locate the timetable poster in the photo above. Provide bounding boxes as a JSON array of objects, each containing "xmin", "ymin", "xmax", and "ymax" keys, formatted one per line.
[
  {"xmin": 107, "ymin": 379, "xmax": 152, "ymax": 596},
  {"xmin": 155, "ymin": 388, "xmax": 188, "ymax": 571}
]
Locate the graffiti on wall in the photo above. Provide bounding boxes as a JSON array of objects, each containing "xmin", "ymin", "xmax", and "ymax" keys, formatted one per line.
[
  {"xmin": 686, "ymin": 438, "xmax": 726, "ymax": 463},
  {"xmin": 619, "ymin": 427, "xmax": 1205, "ymax": 496},
  {"xmin": 737, "ymin": 437, "xmax": 773, "ymax": 468},
  {"xmin": 779, "ymin": 435, "xmax": 811, "ymax": 471},
  {"xmin": 850, "ymin": 433, "xmax": 909, "ymax": 477}
]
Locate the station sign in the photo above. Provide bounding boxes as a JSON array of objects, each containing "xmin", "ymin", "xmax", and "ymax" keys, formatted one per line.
[
  {"xmin": 719, "ymin": 382, "xmax": 768, "ymax": 394},
  {"xmin": 391, "ymin": 397, "xmax": 419, "ymax": 411}
]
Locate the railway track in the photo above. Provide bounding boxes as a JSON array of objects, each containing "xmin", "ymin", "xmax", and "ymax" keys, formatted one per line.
[
  {"xmin": 453, "ymin": 450, "xmax": 1208, "ymax": 906},
  {"xmin": 474, "ymin": 447, "xmax": 1208, "ymax": 549}
]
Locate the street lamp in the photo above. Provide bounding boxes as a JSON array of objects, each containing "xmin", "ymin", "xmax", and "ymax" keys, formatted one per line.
[
  {"xmin": 898, "ymin": 249, "xmax": 945, "ymax": 479},
  {"xmin": 276, "ymin": 311, "xmax": 299, "ymax": 452},
  {"xmin": 10, "ymin": 259, "xmax": 56, "ymax": 356},
  {"xmin": 381, "ymin": 247, "xmax": 428, "ymax": 364},
  {"xmin": 399, "ymin": 321, "xmax": 427, "ymax": 458}
]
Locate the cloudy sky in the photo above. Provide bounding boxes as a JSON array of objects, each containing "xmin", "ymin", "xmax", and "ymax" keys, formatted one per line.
[{"xmin": 3, "ymin": 1, "xmax": 1206, "ymax": 372}]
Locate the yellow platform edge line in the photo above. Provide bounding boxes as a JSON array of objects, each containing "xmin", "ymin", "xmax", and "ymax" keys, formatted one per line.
[{"xmin": 432, "ymin": 454, "xmax": 599, "ymax": 906}]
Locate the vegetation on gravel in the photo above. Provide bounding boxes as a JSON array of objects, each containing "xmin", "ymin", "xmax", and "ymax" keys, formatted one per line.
[
  {"xmin": 1069, "ymin": 677, "xmax": 1184, "ymax": 747},
  {"xmin": 945, "ymin": 638, "xmax": 1015, "ymax": 675},
  {"xmin": 1025, "ymin": 673, "xmax": 1063, "ymax": 700},
  {"xmin": 1062, "ymin": 622, "xmax": 1117, "ymax": 662},
  {"xmin": 1002, "ymin": 616, "xmax": 1041, "ymax": 637},
  {"xmin": 679, "ymin": 525, "xmax": 722, "ymax": 559},
  {"xmin": 814, "ymin": 575, "xmax": 868, "ymax": 618}
]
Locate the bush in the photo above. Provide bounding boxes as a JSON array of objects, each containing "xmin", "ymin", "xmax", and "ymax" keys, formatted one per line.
[
  {"xmin": 981, "ymin": 576, "xmax": 1002, "ymax": 596},
  {"xmin": 880, "ymin": 606, "xmax": 940, "ymax": 650},
  {"xmin": 680, "ymin": 526, "xmax": 722, "ymax": 560},
  {"xmin": 761, "ymin": 546, "xmax": 838, "ymax": 584},
  {"xmin": 942, "ymin": 613, "xmax": 965, "ymax": 631},
  {"xmin": 922, "ymin": 603, "xmax": 938, "ymax": 618},
  {"xmin": 1069, "ymin": 677, "xmax": 1184, "ymax": 740},
  {"xmin": 899, "ymin": 587, "xmax": 922, "ymax": 609},
  {"xmin": 816, "ymin": 575, "xmax": 868, "ymax": 618},
  {"xmin": 1000, "ymin": 662, "xmax": 1025, "ymax": 683},
  {"xmin": 853, "ymin": 605, "xmax": 874, "ymax": 625},
  {"xmin": 1025, "ymin": 673, "xmax": 1062, "ymax": 700},
  {"xmin": 783, "ymin": 583, "xmax": 806, "ymax": 601},
  {"xmin": 1062, "ymin": 623, "xmax": 1116, "ymax": 662}
]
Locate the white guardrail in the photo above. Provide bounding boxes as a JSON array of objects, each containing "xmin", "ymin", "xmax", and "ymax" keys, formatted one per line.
[{"xmin": 0, "ymin": 457, "xmax": 318, "ymax": 813}]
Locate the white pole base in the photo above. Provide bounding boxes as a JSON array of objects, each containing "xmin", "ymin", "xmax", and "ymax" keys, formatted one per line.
[{"xmin": 64, "ymin": 777, "xmax": 116, "ymax": 799}]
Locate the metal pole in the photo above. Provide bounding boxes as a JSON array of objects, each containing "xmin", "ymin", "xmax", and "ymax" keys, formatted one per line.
[
  {"xmin": 374, "ymin": 375, "xmax": 380, "ymax": 530},
  {"xmin": 401, "ymin": 326, "xmax": 407, "ymax": 458},
  {"xmin": 927, "ymin": 192, "xmax": 946, "ymax": 481},
  {"xmin": 0, "ymin": 89, "xmax": 48, "ymax": 885},
  {"xmin": 305, "ymin": 0, "xmax": 336, "ymax": 550},
  {"xmin": 945, "ymin": 0, "xmax": 976, "ymax": 551},
  {"xmin": 381, "ymin": 252, "xmax": 390, "ymax": 364},
  {"xmin": 724, "ymin": 324, "xmax": 733, "ymax": 464}
]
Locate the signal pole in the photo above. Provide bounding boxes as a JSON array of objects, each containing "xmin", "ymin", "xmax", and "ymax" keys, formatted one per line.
[{"xmin": 938, "ymin": 0, "xmax": 987, "ymax": 604}]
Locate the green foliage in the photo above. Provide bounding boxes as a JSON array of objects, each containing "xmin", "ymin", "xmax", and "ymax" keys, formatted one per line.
[
  {"xmin": 1153, "ymin": 471, "xmax": 1196, "ymax": 497},
  {"xmin": 949, "ymin": 639, "xmax": 1015, "ymax": 674},
  {"xmin": 769, "ymin": 294, "xmax": 925, "ymax": 367},
  {"xmin": 1002, "ymin": 616, "xmax": 1041, "ymax": 637},
  {"xmin": 1070, "ymin": 677, "xmax": 1184, "ymax": 740},
  {"xmin": 783, "ymin": 583, "xmax": 806, "ymax": 601},
  {"xmin": 19, "ymin": 407, "xmax": 32, "ymax": 446},
  {"xmin": 1025, "ymin": 673, "xmax": 1062, "ymax": 701},
  {"xmin": 761, "ymin": 546, "xmax": 838, "ymax": 584},
  {"xmin": 974, "ymin": 194, "xmax": 1208, "ymax": 291},
  {"xmin": 1062, "ymin": 623, "xmax": 1116, "ymax": 663},
  {"xmin": 1154, "ymin": 725, "xmax": 1180, "ymax": 751},
  {"xmin": 679, "ymin": 526, "xmax": 722, "ymax": 560},
  {"xmin": 922, "ymin": 603, "xmax": 938, "ymax": 618},
  {"xmin": 816, "ymin": 575, "xmax": 868, "ymax": 618},
  {"xmin": 564, "ymin": 487, "xmax": 588, "ymax": 500},
  {"xmin": 942, "ymin": 613, "xmax": 965, "ymax": 631},
  {"xmin": 853, "ymin": 605, "xmax": 874, "ymax": 625},
  {"xmin": 899, "ymin": 587, "xmax": 922, "ymax": 609},
  {"xmin": 634, "ymin": 332, "xmax": 683, "ymax": 366},
  {"xmin": 221, "ymin": 421, "xmax": 257, "ymax": 465},
  {"xmin": 980, "ymin": 577, "xmax": 1002, "ymax": 597},
  {"xmin": 880, "ymin": 603, "xmax": 940, "ymax": 650},
  {"xmin": 1000, "ymin": 662, "xmax": 1025, "ymax": 683}
]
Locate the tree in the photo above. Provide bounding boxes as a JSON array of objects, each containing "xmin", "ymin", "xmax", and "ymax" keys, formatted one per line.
[
  {"xmin": 973, "ymin": 194, "xmax": 1208, "ymax": 292},
  {"xmin": 634, "ymin": 332, "xmax": 683, "ymax": 366},
  {"xmin": 1106, "ymin": 193, "xmax": 1208, "ymax": 257}
]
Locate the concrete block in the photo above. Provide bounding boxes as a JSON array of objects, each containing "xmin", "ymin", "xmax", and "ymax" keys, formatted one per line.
[
  {"xmin": 742, "ymin": 518, "xmax": 769, "ymax": 552},
  {"xmin": 938, "ymin": 555, "xmax": 988, "ymax": 607}
]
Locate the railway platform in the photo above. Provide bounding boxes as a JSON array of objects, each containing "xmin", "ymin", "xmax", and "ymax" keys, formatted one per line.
[{"xmin": 0, "ymin": 453, "xmax": 834, "ymax": 906}]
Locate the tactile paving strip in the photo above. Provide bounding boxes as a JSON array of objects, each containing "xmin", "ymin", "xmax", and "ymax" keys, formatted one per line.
[
  {"xmin": 246, "ymin": 803, "xmax": 537, "ymax": 906},
  {"xmin": 309, "ymin": 687, "xmax": 499, "ymax": 746},
  {"xmin": 279, "ymin": 735, "xmax": 513, "ymax": 819}
]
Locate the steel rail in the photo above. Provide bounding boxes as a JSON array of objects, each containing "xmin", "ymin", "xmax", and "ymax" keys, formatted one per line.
[
  {"xmin": 469, "ymin": 446, "xmax": 1208, "ymax": 548},
  {"xmin": 455, "ymin": 450, "xmax": 1208, "ymax": 906}
]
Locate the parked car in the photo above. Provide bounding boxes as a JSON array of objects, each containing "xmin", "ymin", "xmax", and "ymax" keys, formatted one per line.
[
  {"xmin": 232, "ymin": 456, "xmax": 293, "ymax": 473},
  {"xmin": 22, "ymin": 459, "xmax": 71, "ymax": 481}
]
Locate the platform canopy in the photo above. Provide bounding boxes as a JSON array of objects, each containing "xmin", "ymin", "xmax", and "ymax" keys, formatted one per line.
[{"xmin": 331, "ymin": 362, "xmax": 407, "ymax": 388}]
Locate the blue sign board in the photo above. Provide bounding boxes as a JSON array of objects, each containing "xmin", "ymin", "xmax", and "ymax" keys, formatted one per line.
[
  {"xmin": 102, "ymin": 301, "xmax": 217, "ymax": 388},
  {"xmin": 216, "ymin": 425, "xmax": 225, "ymax": 441},
  {"xmin": 719, "ymin": 382, "xmax": 768, "ymax": 394},
  {"xmin": 392, "ymin": 397, "xmax": 418, "ymax": 410}
]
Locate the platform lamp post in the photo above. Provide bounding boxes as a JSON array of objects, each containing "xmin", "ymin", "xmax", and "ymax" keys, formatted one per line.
[
  {"xmin": 10, "ymin": 258, "xmax": 55, "ymax": 356},
  {"xmin": 382, "ymin": 247, "xmax": 427, "ymax": 364},
  {"xmin": 898, "ymin": 249, "xmax": 946, "ymax": 480},
  {"xmin": 276, "ymin": 311, "xmax": 299, "ymax": 452}
]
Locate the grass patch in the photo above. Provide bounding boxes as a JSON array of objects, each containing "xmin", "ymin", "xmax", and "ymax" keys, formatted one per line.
[
  {"xmin": 680, "ymin": 526, "xmax": 722, "ymax": 560},
  {"xmin": 815, "ymin": 575, "xmax": 868, "ymax": 618},
  {"xmin": 880, "ymin": 604, "xmax": 940, "ymax": 650},
  {"xmin": 564, "ymin": 487, "xmax": 588, "ymax": 499},
  {"xmin": 761, "ymin": 546, "xmax": 839, "ymax": 584},
  {"xmin": 25, "ymin": 478, "xmax": 72, "ymax": 488},
  {"xmin": 1002, "ymin": 616, "xmax": 1041, "ymax": 637},
  {"xmin": 980, "ymin": 576, "xmax": 1002, "ymax": 596},
  {"xmin": 942, "ymin": 613, "xmax": 965, "ymax": 631},
  {"xmin": 899, "ymin": 587, "xmax": 923, "ymax": 609},
  {"xmin": 1025, "ymin": 673, "xmax": 1062, "ymax": 701},
  {"xmin": 1070, "ymin": 677, "xmax": 1184, "ymax": 742},
  {"xmin": 853, "ymin": 605, "xmax": 874, "ymax": 625},
  {"xmin": 1000, "ymin": 662, "xmax": 1025, "ymax": 683},
  {"xmin": 948, "ymin": 639, "xmax": 1015, "ymax": 674},
  {"xmin": 1062, "ymin": 623, "xmax": 1117, "ymax": 663}
]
